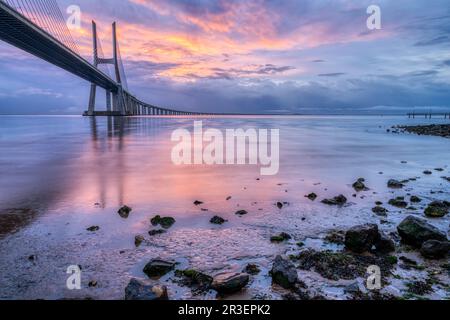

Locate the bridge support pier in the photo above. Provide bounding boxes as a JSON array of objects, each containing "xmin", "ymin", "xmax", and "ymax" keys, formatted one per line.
[
  {"xmin": 84, "ymin": 21, "xmax": 128, "ymax": 116},
  {"xmin": 106, "ymin": 91, "xmax": 112, "ymax": 112},
  {"xmin": 87, "ymin": 83, "xmax": 97, "ymax": 116}
]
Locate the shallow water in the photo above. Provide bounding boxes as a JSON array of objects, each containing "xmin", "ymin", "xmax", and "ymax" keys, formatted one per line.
[{"xmin": 0, "ymin": 115, "xmax": 449, "ymax": 300}]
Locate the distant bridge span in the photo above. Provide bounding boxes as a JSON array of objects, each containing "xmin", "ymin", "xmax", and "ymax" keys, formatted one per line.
[{"xmin": 0, "ymin": 0, "xmax": 210, "ymax": 116}]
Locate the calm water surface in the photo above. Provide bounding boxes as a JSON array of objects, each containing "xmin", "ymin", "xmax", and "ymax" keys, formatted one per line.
[{"xmin": 0, "ymin": 115, "xmax": 449, "ymax": 299}]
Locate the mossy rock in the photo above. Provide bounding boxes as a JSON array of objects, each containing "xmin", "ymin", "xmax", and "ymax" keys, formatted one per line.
[
  {"xmin": 372, "ymin": 206, "xmax": 388, "ymax": 216},
  {"xmin": 388, "ymin": 198, "xmax": 408, "ymax": 208},
  {"xmin": 424, "ymin": 201, "xmax": 449, "ymax": 218},
  {"xmin": 397, "ymin": 215, "xmax": 447, "ymax": 247},
  {"xmin": 352, "ymin": 178, "xmax": 368, "ymax": 192},
  {"xmin": 243, "ymin": 263, "xmax": 261, "ymax": 275},
  {"xmin": 150, "ymin": 215, "xmax": 176, "ymax": 229},
  {"xmin": 321, "ymin": 194, "xmax": 347, "ymax": 206},
  {"xmin": 344, "ymin": 224, "xmax": 379, "ymax": 253},
  {"xmin": 305, "ymin": 193, "xmax": 317, "ymax": 201},
  {"xmin": 270, "ymin": 255, "xmax": 298, "ymax": 289},
  {"xmin": 176, "ymin": 269, "xmax": 213, "ymax": 290},
  {"xmin": 150, "ymin": 215, "xmax": 161, "ymax": 226},
  {"xmin": 134, "ymin": 235, "xmax": 145, "ymax": 247},
  {"xmin": 387, "ymin": 255, "xmax": 398, "ymax": 265},
  {"xmin": 210, "ymin": 216, "xmax": 227, "ymax": 225},
  {"xmin": 270, "ymin": 232, "xmax": 291, "ymax": 243},
  {"xmin": 118, "ymin": 205, "xmax": 132, "ymax": 218},
  {"xmin": 296, "ymin": 249, "xmax": 394, "ymax": 281},
  {"xmin": 143, "ymin": 259, "xmax": 175, "ymax": 278},
  {"xmin": 235, "ymin": 210, "xmax": 248, "ymax": 216}
]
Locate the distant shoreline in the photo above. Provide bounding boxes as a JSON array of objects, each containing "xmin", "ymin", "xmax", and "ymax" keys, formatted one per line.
[{"xmin": 0, "ymin": 113, "xmax": 446, "ymax": 117}]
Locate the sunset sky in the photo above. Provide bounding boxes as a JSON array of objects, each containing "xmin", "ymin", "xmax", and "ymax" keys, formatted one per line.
[{"xmin": 0, "ymin": 0, "xmax": 449, "ymax": 114}]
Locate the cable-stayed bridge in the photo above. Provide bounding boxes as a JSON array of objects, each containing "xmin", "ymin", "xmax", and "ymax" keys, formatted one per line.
[{"xmin": 0, "ymin": 0, "xmax": 211, "ymax": 116}]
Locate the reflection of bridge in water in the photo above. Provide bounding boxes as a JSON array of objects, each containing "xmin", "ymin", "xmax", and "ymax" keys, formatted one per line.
[
  {"xmin": 0, "ymin": 0, "xmax": 213, "ymax": 116},
  {"xmin": 88, "ymin": 116, "xmax": 171, "ymax": 209},
  {"xmin": 0, "ymin": 116, "xmax": 171, "ymax": 237}
]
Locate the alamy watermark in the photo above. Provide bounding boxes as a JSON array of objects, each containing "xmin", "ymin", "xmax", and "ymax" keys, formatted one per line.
[
  {"xmin": 171, "ymin": 121, "xmax": 280, "ymax": 176},
  {"xmin": 66, "ymin": 5, "xmax": 81, "ymax": 30},
  {"xmin": 366, "ymin": 265, "xmax": 382, "ymax": 290},
  {"xmin": 66, "ymin": 265, "xmax": 81, "ymax": 290},
  {"xmin": 367, "ymin": 5, "xmax": 382, "ymax": 30}
]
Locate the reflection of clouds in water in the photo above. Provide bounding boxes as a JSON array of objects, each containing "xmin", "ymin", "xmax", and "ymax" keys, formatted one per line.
[{"xmin": 0, "ymin": 116, "xmax": 449, "ymax": 299}]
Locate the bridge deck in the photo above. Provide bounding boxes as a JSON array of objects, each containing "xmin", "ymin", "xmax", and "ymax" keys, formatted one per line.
[
  {"xmin": 407, "ymin": 113, "xmax": 449, "ymax": 119},
  {"xmin": 0, "ymin": 1, "xmax": 118, "ymax": 92}
]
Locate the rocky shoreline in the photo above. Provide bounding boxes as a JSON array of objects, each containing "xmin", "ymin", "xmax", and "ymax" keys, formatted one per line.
[
  {"xmin": 1, "ymin": 121, "xmax": 449, "ymax": 301},
  {"xmin": 390, "ymin": 124, "xmax": 450, "ymax": 138},
  {"xmin": 116, "ymin": 173, "xmax": 449, "ymax": 301}
]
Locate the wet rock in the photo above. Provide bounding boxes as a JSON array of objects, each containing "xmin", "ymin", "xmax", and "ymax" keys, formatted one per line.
[
  {"xmin": 150, "ymin": 215, "xmax": 176, "ymax": 229},
  {"xmin": 410, "ymin": 196, "xmax": 422, "ymax": 203},
  {"xmin": 387, "ymin": 179, "xmax": 404, "ymax": 189},
  {"xmin": 305, "ymin": 193, "xmax": 317, "ymax": 201},
  {"xmin": 235, "ymin": 210, "xmax": 248, "ymax": 216},
  {"xmin": 344, "ymin": 281, "xmax": 363, "ymax": 297},
  {"xmin": 372, "ymin": 206, "xmax": 388, "ymax": 216},
  {"xmin": 243, "ymin": 263, "xmax": 261, "ymax": 275},
  {"xmin": 397, "ymin": 124, "xmax": 450, "ymax": 138},
  {"xmin": 397, "ymin": 215, "xmax": 447, "ymax": 247},
  {"xmin": 420, "ymin": 240, "xmax": 450, "ymax": 259},
  {"xmin": 143, "ymin": 259, "xmax": 175, "ymax": 278},
  {"xmin": 211, "ymin": 272, "xmax": 249, "ymax": 294},
  {"xmin": 441, "ymin": 263, "xmax": 450, "ymax": 272},
  {"xmin": 210, "ymin": 216, "xmax": 227, "ymax": 225},
  {"xmin": 135, "ymin": 235, "xmax": 145, "ymax": 247},
  {"xmin": 406, "ymin": 281, "xmax": 433, "ymax": 296},
  {"xmin": 352, "ymin": 178, "xmax": 368, "ymax": 192},
  {"xmin": 125, "ymin": 278, "xmax": 168, "ymax": 300},
  {"xmin": 295, "ymin": 249, "xmax": 393, "ymax": 281},
  {"xmin": 270, "ymin": 255, "xmax": 298, "ymax": 289},
  {"xmin": 193, "ymin": 200, "xmax": 203, "ymax": 206},
  {"xmin": 148, "ymin": 229, "xmax": 166, "ymax": 236},
  {"xmin": 118, "ymin": 205, "xmax": 132, "ymax": 218},
  {"xmin": 276, "ymin": 202, "xmax": 283, "ymax": 209},
  {"xmin": 151, "ymin": 215, "xmax": 163, "ymax": 226},
  {"xmin": 388, "ymin": 197, "xmax": 408, "ymax": 208},
  {"xmin": 175, "ymin": 269, "xmax": 213, "ymax": 291},
  {"xmin": 344, "ymin": 224, "xmax": 380, "ymax": 253},
  {"xmin": 324, "ymin": 230, "xmax": 345, "ymax": 244},
  {"xmin": 399, "ymin": 256, "xmax": 419, "ymax": 269},
  {"xmin": 321, "ymin": 194, "xmax": 347, "ymax": 206},
  {"xmin": 424, "ymin": 201, "xmax": 449, "ymax": 218},
  {"xmin": 386, "ymin": 255, "xmax": 398, "ymax": 265},
  {"xmin": 86, "ymin": 226, "xmax": 99, "ymax": 232},
  {"xmin": 270, "ymin": 232, "xmax": 292, "ymax": 243},
  {"xmin": 375, "ymin": 232, "xmax": 395, "ymax": 253}
]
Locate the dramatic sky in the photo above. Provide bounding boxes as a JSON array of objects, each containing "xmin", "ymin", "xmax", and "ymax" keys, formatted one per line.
[{"xmin": 0, "ymin": 0, "xmax": 449, "ymax": 114}]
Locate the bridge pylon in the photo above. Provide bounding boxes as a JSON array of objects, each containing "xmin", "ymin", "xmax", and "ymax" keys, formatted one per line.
[{"xmin": 86, "ymin": 21, "xmax": 126, "ymax": 116}]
